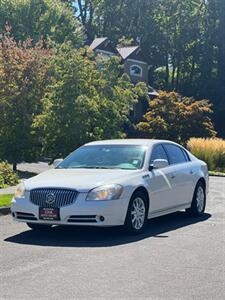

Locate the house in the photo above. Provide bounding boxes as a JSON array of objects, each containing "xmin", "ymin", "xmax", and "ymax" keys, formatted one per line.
[
  {"xmin": 89, "ymin": 37, "xmax": 116, "ymax": 58},
  {"xmin": 117, "ymin": 46, "xmax": 148, "ymax": 85},
  {"xmin": 89, "ymin": 37, "xmax": 151, "ymax": 85},
  {"xmin": 89, "ymin": 37, "xmax": 158, "ymax": 123}
]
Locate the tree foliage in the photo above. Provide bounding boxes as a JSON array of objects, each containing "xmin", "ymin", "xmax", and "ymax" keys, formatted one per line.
[
  {"xmin": 0, "ymin": 0, "xmax": 224, "ymax": 165},
  {"xmin": 33, "ymin": 44, "xmax": 148, "ymax": 158},
  {"xmin": 0, "ymin": 0, "xmax": 84, "ymax": 47},
  {"xmin": 0, "ymin": 28, "xmax": 52, "ymax": 169},
  {"xmin": 137, "ymin": 91, "xmax": 216, "ymax": 144},
  {"xmin": 74, "ymin": 0, "xmax": 225, "ymax": 137},
  {"xmin": 0, "ymin": 161, "xmax": 19, "ymax": 188}
]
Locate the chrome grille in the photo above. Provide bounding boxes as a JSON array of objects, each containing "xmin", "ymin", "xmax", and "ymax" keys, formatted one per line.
[{"xmin": 30, "ymin": 188, "xmax": 78, "ymax": 208}]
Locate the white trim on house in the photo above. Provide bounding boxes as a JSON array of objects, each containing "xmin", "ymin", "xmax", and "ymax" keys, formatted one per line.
[
  {"xmin": 127, "ymin": 58, "xmax": 148, "ymax": 65},
  {"xmin": 130, "ymin": 65, "xmax": 143, "ymax": 77}
]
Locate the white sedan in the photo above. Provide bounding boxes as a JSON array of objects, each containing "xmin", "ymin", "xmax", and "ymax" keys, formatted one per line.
[{"xmin": 11, "ymin": 139, "xmax": 208, "ymax": 234}]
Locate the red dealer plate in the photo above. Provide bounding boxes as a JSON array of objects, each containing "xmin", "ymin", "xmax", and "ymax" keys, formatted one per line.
[{"xmin": 39, "ymin": 207, "xmax": 60, "ymax": 221}]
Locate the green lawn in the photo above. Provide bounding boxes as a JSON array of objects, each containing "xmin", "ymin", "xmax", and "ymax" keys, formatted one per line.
[{"xmin": 0, "ymin": 194, "xmax": 13, "ymax": 207}]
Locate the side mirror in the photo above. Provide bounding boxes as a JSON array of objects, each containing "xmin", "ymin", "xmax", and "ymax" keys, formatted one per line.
[
  {"xmin": 53, "ymin": 158, "xmax": 63, "ymax": 168},
  {"xmin": 149, "ymin": 159, "xmax": 169, "ymax": 170}
]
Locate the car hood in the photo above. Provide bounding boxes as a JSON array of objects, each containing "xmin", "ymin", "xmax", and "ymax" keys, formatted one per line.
[{"xmin": 24, "ymin": 168, "xmax": 139, "ymax": 192}]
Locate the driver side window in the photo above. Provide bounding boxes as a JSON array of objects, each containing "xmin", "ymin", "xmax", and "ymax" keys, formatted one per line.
[{"xmin": 150, "ymin": 144, "xmax": 168, "ymax": 164}]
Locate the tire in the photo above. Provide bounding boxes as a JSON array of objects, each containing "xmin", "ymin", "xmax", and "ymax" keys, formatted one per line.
[
  {"xmin": 125, "ymin": 191, "xmax": 148, "ymax": 234},
  {"xmin": 186, "ymin": 181, "xmax": 206, "ymax": 217},
  {"xmin": 27, "ymin": 223, "xmax": 52, "ymax": 231}
]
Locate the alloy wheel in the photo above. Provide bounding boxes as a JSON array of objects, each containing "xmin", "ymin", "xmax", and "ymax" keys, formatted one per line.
[
  {"xmin": 196, "ymin": 186, "xmax": 205, "ymax": 213},
  {"xmin": 131, "ymin": 197, "xmax": 146, "ymax": 230}
]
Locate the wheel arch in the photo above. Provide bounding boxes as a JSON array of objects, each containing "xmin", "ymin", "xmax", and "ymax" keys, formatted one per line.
[
  {"xmin": 196, "ymin": 177, "xmax": 206, "ymax": 190},
  {"xmin": 131, "ymin": 186, "xmax": 150, "ymax": 213},
  {"xmin": 187, "ymin": 176, "xmax": 207, "ymax": 216}
]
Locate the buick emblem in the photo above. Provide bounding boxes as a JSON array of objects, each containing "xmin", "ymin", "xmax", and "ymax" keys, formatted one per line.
[{"xmin": 46, "ymin": 192, "xmax": 56, "ymax": 204}]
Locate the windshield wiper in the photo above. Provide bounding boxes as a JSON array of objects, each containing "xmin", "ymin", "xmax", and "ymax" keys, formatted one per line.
[
  {"xmin": 69, "ymin": 166, "xmax": 110, "ymax": 169},
  {"xmin": 86, "ymin": 166, "xmax": 110, "ymax": 169}
]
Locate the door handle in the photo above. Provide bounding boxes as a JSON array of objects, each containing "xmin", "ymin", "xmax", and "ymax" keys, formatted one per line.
[
  {"xmin": 170, "ymin": 174, "xmax": 176, "ymax": 179},
  {"xmin": 190, "ymin": 170, "xmax": 194, "ymax": 174}
]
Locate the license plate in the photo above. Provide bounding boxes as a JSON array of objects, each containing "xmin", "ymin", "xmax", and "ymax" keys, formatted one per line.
[{"xmin": 39, "ymin": 207, "xmax": 60, "ymax": 221}]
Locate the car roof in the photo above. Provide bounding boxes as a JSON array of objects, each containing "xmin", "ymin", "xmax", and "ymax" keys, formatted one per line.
[{"xmin": 85, "ymin": 139, "xmax": 177, "ymax": 147}]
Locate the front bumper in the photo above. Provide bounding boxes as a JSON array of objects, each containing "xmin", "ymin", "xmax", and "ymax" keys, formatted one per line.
[{"xmin": 11, "ymin": 192, "xmax": 129, "ymax": 227}]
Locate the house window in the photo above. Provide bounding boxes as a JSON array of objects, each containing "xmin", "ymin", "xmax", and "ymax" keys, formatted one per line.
[{"xmin": 130, "ymin": 65, "xmax": 142, "ymax": 77}]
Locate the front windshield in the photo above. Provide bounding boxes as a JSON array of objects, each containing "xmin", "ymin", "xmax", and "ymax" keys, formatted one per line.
[{"xmin": 57, "ymin": 145, "xmax": 146, "ymax": 170}]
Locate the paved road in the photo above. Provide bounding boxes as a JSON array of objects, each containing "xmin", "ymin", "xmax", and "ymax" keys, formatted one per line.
[
  {"xmin": 17, "ymin": 161, "xmax": 52, "ymax": 175},
  {"xmin": 0, "ymin": 162, "xmax": 52, "ymax": 195},
  {"xmin": 0, "ymin": 177, "xmax": 224, "ymax": 299}
]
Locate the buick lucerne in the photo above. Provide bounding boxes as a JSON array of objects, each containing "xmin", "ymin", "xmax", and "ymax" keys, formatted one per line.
[{"xmin": 11, "ymin": 139, "xmax": 208, "ymax": 234}]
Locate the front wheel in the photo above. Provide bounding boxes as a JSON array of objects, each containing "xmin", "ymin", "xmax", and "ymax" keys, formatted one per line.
[
  {"xmin": 125, "ymin": 191, "xmax": 148, "ymax": 234},
  {"xmin": 27, "ymin": 223, "xmax": 52, "ymax": 231},
  {"xmin": 186, "ymin": 182, "xmax": 206, "ymax": 216}
]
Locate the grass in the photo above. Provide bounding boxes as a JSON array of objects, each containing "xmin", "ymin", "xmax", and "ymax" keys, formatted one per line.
[
  {"xmin": 0, "ymin": 194, "xmax": 13, "ymax": 207},
  {"xmin": 187, "ymin": 138, "xmax": 225, "ymax": 173}
]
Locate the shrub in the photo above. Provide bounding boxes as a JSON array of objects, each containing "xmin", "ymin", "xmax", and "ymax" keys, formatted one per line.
[
  {"xmin": 0, "ymin": 162, "xmax": 19, "ymax": 188},
  {"xmin": 136, "ymin": 91, "xmax": 216, "ymax": 144},
  {"xmin": 187, "ymin": 138, "xmax": 225, "ymax": 172}
]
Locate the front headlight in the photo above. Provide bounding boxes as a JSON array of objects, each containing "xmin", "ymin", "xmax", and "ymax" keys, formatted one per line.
[
  {"xmin": 86, "ymin": 184, "xmax": 123, "ymax": 201},
  {"xmin": 14, "ymin": 183, "xmax": 25, "ymax": 198}
]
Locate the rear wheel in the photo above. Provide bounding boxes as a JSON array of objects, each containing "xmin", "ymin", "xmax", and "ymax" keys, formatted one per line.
[
  {"xmin": 27, "ymin": 223, "xmax": 52, "ymax": 231},
  {"xmin": 186, "ymin": 182, "xmax": 206, "ymax": 216},
  {"xmin": 125, "ymin": 191, "xmax": 148, "ymax": 234}
]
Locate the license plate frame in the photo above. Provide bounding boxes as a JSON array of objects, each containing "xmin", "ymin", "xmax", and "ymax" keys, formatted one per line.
[{"xmin": 39, "ymin": 207, "xmax": 60, "ymax": 221}]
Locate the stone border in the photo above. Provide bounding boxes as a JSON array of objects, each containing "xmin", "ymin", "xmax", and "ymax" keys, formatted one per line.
[{"xmin": 0, "ymin": 206, "xmax": 11, "ymax": 215}]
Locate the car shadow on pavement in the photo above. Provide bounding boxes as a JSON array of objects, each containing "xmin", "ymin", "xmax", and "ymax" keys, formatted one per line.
[{"xmin": 5, "ymin": 211, "xmax": 211, "ymax": 247}]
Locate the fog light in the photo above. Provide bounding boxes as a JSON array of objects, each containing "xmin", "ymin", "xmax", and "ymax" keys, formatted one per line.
[{"xmin": 99, "ymin": 216, "xmax": 105, "ymax": 222}]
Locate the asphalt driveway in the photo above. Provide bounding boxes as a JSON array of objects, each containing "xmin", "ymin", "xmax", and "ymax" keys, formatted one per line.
[{"xmin": 0, "ymin": 177, "xmax": 224, "ymax": 299}]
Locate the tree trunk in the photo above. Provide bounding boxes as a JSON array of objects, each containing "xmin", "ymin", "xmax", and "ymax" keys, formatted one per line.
[
  {"xmin": 189, "ymin": 55, "xmax": 195, "ymax": 86},
  {"xmin": 175, "ymin": 61, "xmax": 180, "ymax": 91},
  {"xmin": 171, "ymin": 63, "xmax": 176, "ymax": 90},
  {"xmin": 217, "ymin": 0, "xmax": 225, "ymax": 102},
  {"xmin": 165, "ymin": 52, "xmax": 169, "ymax": 89}
]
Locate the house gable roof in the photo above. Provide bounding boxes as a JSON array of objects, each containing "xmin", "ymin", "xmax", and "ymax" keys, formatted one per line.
[
  {"xmin": 117, "ymin": 46, "xmax": 139, "ymax": 60},
  {"xmin": 89, "ymin": 37, "xmax": 108, "ymax": 50},
  {"xmin": 89, "ymin": 38, "xmax": 148, "ymax": 63},
  {"xmin": 117, "ymin": 46, "xmax": 147, "ymax": 63},
  {"xmin": 89, "ymin": 37, "xmax": 117, "ymax": 55}
]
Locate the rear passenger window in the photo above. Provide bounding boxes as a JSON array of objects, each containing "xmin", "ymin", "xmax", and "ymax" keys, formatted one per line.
[
  {"xmin": 164, "ymin": 144, "xmax": 187, "ymax": 165},
  {"xmin": 182, "ymin": 149, "xmax": 190, "ymax": 161},
  {"xmin": 150, "ymin": 145, "xmax": 168, "ymax": 163}
]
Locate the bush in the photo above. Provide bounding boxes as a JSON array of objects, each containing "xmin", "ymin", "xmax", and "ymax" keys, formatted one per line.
[
  {"xmin": 0, "ymin": 162, "xmax": 19, "ymax": 188},
  {"xmin": 136, "ymin": 91, "xmax": 216, "ymax": 144},
  {"xmin": 187, "ymin": 138, "xmax": 225, "ymax": 172}
]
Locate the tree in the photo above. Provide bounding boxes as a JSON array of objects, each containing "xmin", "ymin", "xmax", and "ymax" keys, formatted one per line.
[
  {"xmin": 0, "ymin": 28, "xmax": 52, "ymax": 170},
  {"xmin": 75, "ymin": 0, "xmax": 225, "ymax": 137},
  {"xmin": 0, "ymin": 0, "xmax": 84, "ymax": 47},
  {"xmin": 153, "ymin": 0, "xmax": 205, "ymax": 91},
  {"xmin": 75, "ymin": 0, "xmax": 103, "ymax": 42},
  {"xmin": 199, "ymin": 0, "xmax": 225, "ymax": 137},
  {"xmin": 33, "ymin": 44, "xmax": 148, "ymax": 158},
  {"xmin": 136, "ymin": 91, "xmax": 216, "ymax": 144}
]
